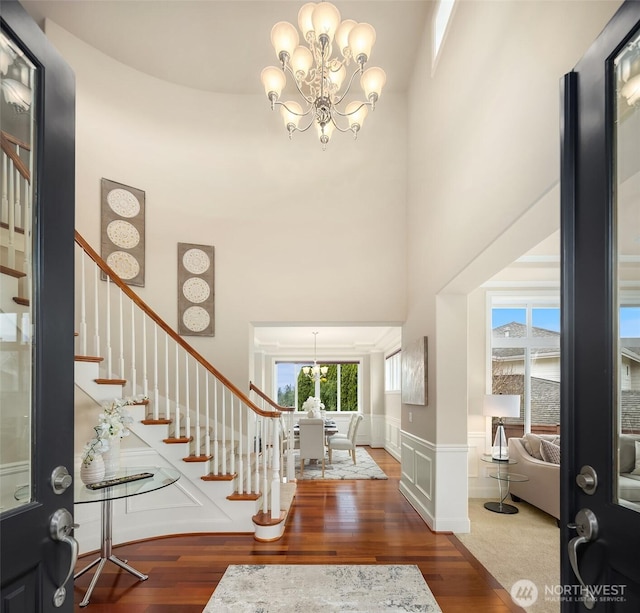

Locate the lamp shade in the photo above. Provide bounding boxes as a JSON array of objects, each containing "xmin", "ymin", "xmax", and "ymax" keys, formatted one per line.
[
  {"xmin": 271, "ymin": 21, "xmax": 299, "ymax": 60},
  {"xmin": 260, "ymin": 66, "xmax": 286, "ymax": 99},
  {"xmin": 482, "ymin": 394, "xmax": 520, "ymax": 418}
]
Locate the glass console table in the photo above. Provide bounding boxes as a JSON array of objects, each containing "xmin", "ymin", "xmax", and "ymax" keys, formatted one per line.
[
  {"xmin": 481, "ymin": 457, "xmax": 529, "ymax": 514},
  {"xmin": 74, "ymin": 465, "xmax": 180, "ymax": 607}
]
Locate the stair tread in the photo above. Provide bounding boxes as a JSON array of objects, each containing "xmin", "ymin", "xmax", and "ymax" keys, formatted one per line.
[
  {"xmin": 94, "ymin": 378, "xmax": 126, "ymax": 385},
  {"xmin": 13, "ymin": 296, "xmax": 29, "ymax": 306},
  {"xmin": 0, "ymin": 265, "xmax": 26, "ymax": 279},
  {"xmin": 75, "ymin": 355, "xmax": 104, "ymax": 363}
]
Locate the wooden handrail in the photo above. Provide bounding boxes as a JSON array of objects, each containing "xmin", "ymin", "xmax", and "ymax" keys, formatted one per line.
[
  {"xmin": 249, "ymin": 381, "xmax": 295, "ymax": 412},
  {"xmin": 1, "ymin": 131, "xmax": 30, "ymax": 182},
  {"xmin": 75, "ymin": 231, "xmax": 278, "ymax": 419}
]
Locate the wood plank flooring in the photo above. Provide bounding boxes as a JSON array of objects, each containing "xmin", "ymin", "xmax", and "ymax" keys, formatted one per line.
[{"xmin": 73, "ymin": 448, "xmax": 524, "ymax": 612}]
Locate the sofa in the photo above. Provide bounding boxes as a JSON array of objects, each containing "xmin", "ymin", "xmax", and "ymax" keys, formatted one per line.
[
  {"xmin": 508, "ymin": 434, "xmax": 560, "ymax": 520},
  {"xmin": 508, "ymin": 433, "xmax": 640, "ymax": 520}
]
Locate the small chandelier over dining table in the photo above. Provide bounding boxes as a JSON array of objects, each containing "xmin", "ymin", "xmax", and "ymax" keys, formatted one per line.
[
  {"xmin": 260, "ymin": 1, "xmax": 386, "ymax": 150},
  {"xmin": 302, "ymin": 331, "xmax": 328, "ymax": 382}
]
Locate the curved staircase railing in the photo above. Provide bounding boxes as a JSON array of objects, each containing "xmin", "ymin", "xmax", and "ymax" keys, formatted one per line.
[{"xmin": 74, "ymin": 231, "xmax": 283, "ymax": 519}]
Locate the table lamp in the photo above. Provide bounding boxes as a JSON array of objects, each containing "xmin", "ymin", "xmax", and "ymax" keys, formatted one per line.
[{"xmin": 483, "ymin": 394, "xmax": 520, "ymax": 460}]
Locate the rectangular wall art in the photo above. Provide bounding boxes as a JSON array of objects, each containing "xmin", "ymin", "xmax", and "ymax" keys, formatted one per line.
[
  {"xmin": 177, "ymin": 242, "xmax": 215, "ymax": 337},
  {"xmin": 100, "ymin": 178, "xmax": 146, "ymax": 287},
  {"xmin": 401, "ymin": 336, "xmax": 428, "ymax": 405}
]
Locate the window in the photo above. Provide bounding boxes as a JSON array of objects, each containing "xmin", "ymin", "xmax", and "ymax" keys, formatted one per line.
[
  {"xmin": 490, "ymin": 298, "xmax": 560, "ymax": 436},
  {"xmin": 385, "ymin": 350, "xmax": 401, "ymax": 392},
  {"xmin": 276, "ymin": 361, "xmax": 360, "ymax": 412}
]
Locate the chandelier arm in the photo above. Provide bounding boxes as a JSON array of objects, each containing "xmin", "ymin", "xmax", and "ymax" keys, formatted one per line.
[
  {"xmin": 332, "ymin": 65, "xmax": 364, "ymax": 106},
  {"xmin": 273, "ymin": 99, "xmax": 314, "ymax": 118},
  {"xmin": 332, "ymin": 100, "xmax": 371, "ymax": 118},
  {"xmin": 328, "ymin": 113, "xmax": 357, "ymax": 133},
  {"xmin": 283, "ymin": 64, "xmax": 317, "ymax": 105}
]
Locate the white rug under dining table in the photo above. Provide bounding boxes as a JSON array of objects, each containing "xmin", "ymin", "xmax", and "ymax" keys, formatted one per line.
[{"xmin": 203, "ymin": 564, "xmax": 442, "ymax": 612}]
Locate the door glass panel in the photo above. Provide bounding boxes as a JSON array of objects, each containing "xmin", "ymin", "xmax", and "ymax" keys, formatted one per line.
[
  {"xmin": 615, "ymin": 29, "xmax": 640, "ymax": 509},
  {"xmin": 0, "ymin": 29, "xmax": 36, "ymax": 513}
]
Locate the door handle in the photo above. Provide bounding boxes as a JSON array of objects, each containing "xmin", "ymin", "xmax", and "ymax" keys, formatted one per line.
[
  {"xmin": 567, "ymin": 508, "xmax": 598, "ymax": 610},
  {"xmin": 49, "ymin": 508, "xmax": 79, "ymax": 607}
]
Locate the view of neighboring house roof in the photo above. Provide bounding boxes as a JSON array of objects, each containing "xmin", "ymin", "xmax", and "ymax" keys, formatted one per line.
[{"xmin": 493, "ymin": 322, "xmax": 560, "ymax": 339}]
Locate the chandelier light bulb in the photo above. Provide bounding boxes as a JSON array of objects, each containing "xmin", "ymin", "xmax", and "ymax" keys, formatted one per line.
[
  {"xmin": 622, "ymin": 74, "xmax": 640, "ymax": 106},
  {"xmin": 260, "ymin": 66, "xmax": 286, "ymax": 102},
  {"xmin": 348, "ymin": 23, "xmax": 376, "ymax": 64},
  {"xmin": 291, "ymin": 45, "xmax": 314, "ymax": 79},
  {"xmin": 346, "ymin": 101, "xmax": 368, "ymax": 133},
  {"xmin": 280, "ymin": 101, "xmax": 303, "ymax": 134},
  {"xmin": 361, "ymin": 66, "xmax": 386, "ymax": 104},
  {"xmin": 335, "ymin": 19, "xmax": 357, "ymax": 58},
  {"xmin": 298, "ymin": 2, "xmax": 317, "ymax": 42},
  {"xmin": 311, "ymin": 2, "xmax": 341, "ymax": 44},
  {"xmin": 328, "ymin": 64, "xmax": 347, "ymax": 91},
  {"xmin": 271, "ymin": 21, "xmax": 299, "ymax": 64}
]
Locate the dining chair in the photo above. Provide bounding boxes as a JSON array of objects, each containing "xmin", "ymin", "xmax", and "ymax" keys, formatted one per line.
[
  {"xmin": 298, "ymin": 418, "xmax": 326, "ymax": 477},
  {"xmin": 328, "ymin": 414, "xmax": 363, "ymax": 464},
  {"xmin": 328, "ymin": 413, "xmax": 358, "ymax": 443}
]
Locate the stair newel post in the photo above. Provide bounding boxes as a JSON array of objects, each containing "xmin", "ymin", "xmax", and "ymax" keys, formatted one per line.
[
  {"xmin": 94, "ymin": 264, "xmax": 100, "ymax": 358},
  {"xmin": 174, "ymin": 342, "xmax": 180, "ymax": 438},
  {"xmin": 164, "ymin": 333, "xmax": 170, "ymax": 420},
  {"xmin": 118, "ymin": 288, "xmax": 125, "ymax": 383},
  {"xmin": 184, "ymin": 353, "xmax": 190, "ymax": 447},
  {"xmin": 230, "ymin": 392, "xmax": 235, "ymax": 478},
  {"xmin": 262, "ymin": 417, "xmax": 268, "ymax": 515},
  {"xmin": 221, "ymin": 389, "xmax": 227, "ymax": 475},
  {"xmin": 142, "ymin": 314, "xmax": 148, "ymax": 398},
  {"xmin": 7, "ymin": 163, "xmax": 14, "ymax": 268},
  {"xmin": 236, "ymin": 399, "xmax": 243, "ymax": 494},
  {"xmin": 130, "ymin": 299, "xmax": 136, "ymax": 395},
  {"xmin": 194, "ymin": 362, "xmax": 201, "ymax": 456},
  {"xmin": 80, "ymin": 249, "xmax": 87, "ymax": 356},
  {"xmin": 106, "ymin": 277, "xmax": 112, "ymax": 377},
  {"xmin": 245, "ymin": 405, "xmax": 253, "ymax": 494},
  {"xmin": 153, "ymin": 323, "xmax": 159, "ymax": 419},
  {"xmin": 287, "ymin": 411, "xmax": 295, "ymax": 482},
  {"xmin": 204, "ymin": 374, "xmax": 211, "ymax": 457},
  {"xmin": 213, "ymin": 378, "xmax": 219, "ymax": 475},
  {"xmin": 271, "ymin": 417, "xmax": 281, "ymax": 521}
]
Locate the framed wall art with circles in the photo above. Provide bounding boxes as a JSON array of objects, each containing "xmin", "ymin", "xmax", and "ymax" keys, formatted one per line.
[
  {"xmin": 100, "ymin": 178, "xmax": 146, "ymax": 287},
  {"xmin": 178, "ymin": 242, "xmax": 215, "ymax": 337}
]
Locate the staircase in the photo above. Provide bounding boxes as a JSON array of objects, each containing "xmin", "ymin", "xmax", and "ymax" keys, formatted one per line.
[{"xmin": 1, "ymin": 130, "xmax": 296, "ymax": 540}]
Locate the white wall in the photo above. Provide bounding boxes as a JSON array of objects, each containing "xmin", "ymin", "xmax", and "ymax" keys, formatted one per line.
[{"xmin": 45, "ymin": 19, "xmax": 408, "ymax": 397}]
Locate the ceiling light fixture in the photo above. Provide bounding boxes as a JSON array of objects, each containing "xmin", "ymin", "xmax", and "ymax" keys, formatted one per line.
[
  {"xmin": 302, "ymin": 331, "xmax": 328, "ymax": 382},
  {"xmin": 260, "ymin": 1, "xmax": 386, "ymax": 150},
  {"xmin": 618, "ymin": 36, "xmax": 640, "ymax": 107},
  {"xmin": 0, "ymin": 32, "xmax": 32, "ymax": 113}
]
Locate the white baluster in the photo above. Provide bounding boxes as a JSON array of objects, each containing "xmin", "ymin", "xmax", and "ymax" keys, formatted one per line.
[
  {"xmin": 271, "ymin": 418, "xmax": 281, "ymax": 521},
  {"xmin": 7, "ymin": 164, "xmax": 14, "ymax": 268},
  {"xmin": 130, "ymin": 300, "xmax": 136, "ymax": 395},
  {"xmin": 175, "ymin": 343, "xmax": 180, "ymax": 437},
  {"xmin": 262, "ymin": 418, "xmax": 268, "ymax": 514},
  {"xmin": 287, "ymin": 411, "xmax": 295, "ymax": 482},
  {"xmin": 184, "ymin": 354, "xmax": 190, "ymax": 446},
  {"xmin": 204, "ymin": 375, "xmax": 211, "ymax": 457},
  {"xmin": 164, "ymin": 334, "xmax": 170, "ymax": 420},
  {"xmin": 245, "ymin": 406, "xmax": 252, "ymax": 494},
  {"xmin": 106, "ymin": 279, "xmax": 112, "ymax": 377},
  {"xmin": 230, "ymin": 392, "xmax": 235, "ymax": 477},
  {"xmin": 194, "ymin": 363, "xmax": 200, "ymax": 456},
  {"xmin": 213, "ymin": 378, "xmax": 219, "ymax": 475},
  {"xmin": 80, "ymin": 251, "xmax": 87, "ymax": 356},
  {"xmin": 153, "ymin": 324, "xmax": 159, "ymax": 419},
  {"xmin": 142, "ymin": 316, "xmax": 148, "ymax": 397},
  {"xmin": 221, "ymin": 390, "xmax": 226, "ymax": 475},
  {"xmin": 1, "ymin": 154, "xmax": 7, "ymax": 225},
  {"xmin": 253, "ymin": 413, "xmax": 260, "ymax": 495},
  {"xmin": 118, "ymin": 290, "xmax": 125, "ymax": 381},
  {"xmin": 236, "ymin": 400, "xmax": 243, "ymax": 494},
  {"xmin": 94, "ymin": 265, "xmax": 100, "ymax": 358}
]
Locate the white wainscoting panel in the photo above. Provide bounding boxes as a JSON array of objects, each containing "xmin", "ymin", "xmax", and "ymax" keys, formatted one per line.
[
  {"xmin": 370, "ymin": 414, "xmax": 385, "ymax": 448},
  {"xmin": 384, "ymin": 416, "xmax": 401, "ymax": 460}
]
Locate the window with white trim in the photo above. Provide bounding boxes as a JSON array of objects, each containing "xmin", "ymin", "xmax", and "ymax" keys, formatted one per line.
[{"xmin": 385, "ymin": 350, "xmax": 401, "ymax": 392}]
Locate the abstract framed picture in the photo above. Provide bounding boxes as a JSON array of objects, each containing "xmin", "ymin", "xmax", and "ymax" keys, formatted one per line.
[
  {"xmin": 100, "ymin": 178, "xmax": 145, "ymax": 287},
  {"xmin": 401, "ymin": 336, "xmax": 428, "ymax": 405},
  {"xmin": 178, "ymin": 242, "xmax": 215, "ymax": 337}
]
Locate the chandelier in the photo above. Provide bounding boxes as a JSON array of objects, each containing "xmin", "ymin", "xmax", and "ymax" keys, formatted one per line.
[
  {"xmin": 617, "ymin": 36, "xmax": 640, "ymax": 107},
  {"xmin": 302, "ymin": 331, "xmax": 328, "ymax": 382},
  {"xmin": 260, "ymin": 1, "xmax": 386, "ymax": 150}
]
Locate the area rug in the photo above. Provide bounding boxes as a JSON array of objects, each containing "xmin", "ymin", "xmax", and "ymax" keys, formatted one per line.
[
  {"xmin": 455, "ymin": 498, "xmax": 560, "ymax": 613},
  {"xmin": 295, "ymin": 447, "xmax": 388, "ymax": 480},
  {"xmin": 203, "ymin": 564, "xmax": 442, "ymax": 612}
]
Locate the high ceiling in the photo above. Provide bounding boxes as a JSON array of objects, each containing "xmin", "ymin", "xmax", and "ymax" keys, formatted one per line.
[{"xmin": 22, "ymin": 0, "xmax": 432, "ymax": 95}]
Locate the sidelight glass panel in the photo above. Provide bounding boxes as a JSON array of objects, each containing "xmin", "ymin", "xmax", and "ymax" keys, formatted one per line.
[
  {"xmin": 0, "ymin": 29, "xmax": 36, "ymax": 513},
  {"xmin": 614, "ymin": 29, "xmax": 640, "ymax": 509}
]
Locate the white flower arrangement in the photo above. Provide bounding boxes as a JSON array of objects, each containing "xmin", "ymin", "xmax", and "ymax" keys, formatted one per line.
[
  {"xmin": 98, "ymin": 396, "xmax": 139, "ymax": 439},
  {"xmin": 81, "ymin": 426, "xmax": 110, "ymax": 466},
  {"xmin": 302, "ymin": 396, "xmax": 325, "ymax": 418}
]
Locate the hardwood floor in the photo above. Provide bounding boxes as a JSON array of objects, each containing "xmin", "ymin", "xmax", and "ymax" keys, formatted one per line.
[{"xmin": 73, "ymin": 448, "xmax": 523, "ymax": 612}]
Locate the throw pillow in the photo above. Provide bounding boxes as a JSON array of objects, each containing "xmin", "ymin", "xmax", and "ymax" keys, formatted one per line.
[
  {"xmin": 631, "ymin": 441, "xmax": 640, "ymax": 475},
  {"xmin": 522, "ymin": 433, "xmax": 544, "ymax": 460},
  {"xmin": 540, "ymin": 438, "xmax": 561, "ymax": 464}
]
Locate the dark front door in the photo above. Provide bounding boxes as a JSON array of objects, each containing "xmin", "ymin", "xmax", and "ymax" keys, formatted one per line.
[
  {"xmin": 561, "ymin": 1, "xmax": 640, "ymax": 610},
  {"xmin": 0, "ymin": 1, "xmax": 75, "ymax": 611}
]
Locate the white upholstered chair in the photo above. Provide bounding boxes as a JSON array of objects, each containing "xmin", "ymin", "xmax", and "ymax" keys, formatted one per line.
[
  {"xmin": 328, "ymin": 414, "xmax": 363, "ymax": 464},
  {"xmin": 298, "ymin": 418, "xmax": 325, "ymax": 477},
  {"xmin": 328, "ymin": 413, "xmax": 358, "ymax": 443}
]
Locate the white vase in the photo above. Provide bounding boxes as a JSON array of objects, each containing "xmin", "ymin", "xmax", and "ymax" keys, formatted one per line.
[
  {"xmin": 102, "ymin": 436, "xmax": 121, "ymax": 479},
  {"xmin": 80, "ymin": 455, "xmax": 105, "ymax": 485}
]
